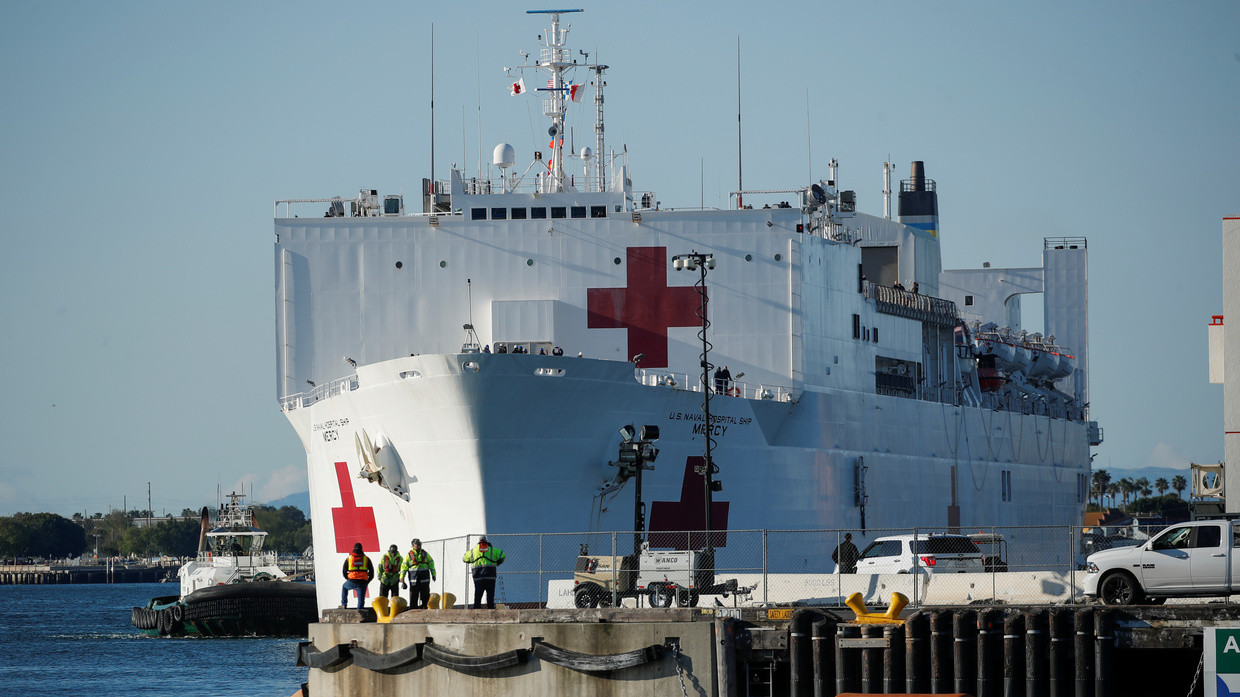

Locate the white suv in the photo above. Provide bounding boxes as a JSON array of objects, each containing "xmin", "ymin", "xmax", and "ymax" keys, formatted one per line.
[{"xmin": 853, "ymin": 534, "xmax": 986, "ymax": 574}]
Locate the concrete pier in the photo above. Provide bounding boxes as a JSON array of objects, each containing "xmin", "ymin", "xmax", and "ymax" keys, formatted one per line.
[{"xmin": 301, "ymin": 603, "xmax": 1235, "ymax": 696}]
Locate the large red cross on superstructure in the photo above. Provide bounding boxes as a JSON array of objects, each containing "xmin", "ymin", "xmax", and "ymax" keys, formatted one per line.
[
  {"xmin": 331, "ymin": 461, "xmax": 380, "ymax": 553},
  {"xmin": 586, "ymin": 246, "xmax": 701, "ymax": 369}
]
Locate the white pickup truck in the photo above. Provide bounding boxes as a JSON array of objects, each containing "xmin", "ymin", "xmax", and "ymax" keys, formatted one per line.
[{"xmin": 1083, "ymin": 519, "xmax": 1239, "ymax": 605}]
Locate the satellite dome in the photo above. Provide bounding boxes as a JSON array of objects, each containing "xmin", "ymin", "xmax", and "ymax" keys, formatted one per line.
[
  {"xmin": 580, "ymin": 146, "xmax": 593, "ymax": 160},
  {"xmin": 493, "ymin": 143, "xmax": 516, "ymax": 169}
]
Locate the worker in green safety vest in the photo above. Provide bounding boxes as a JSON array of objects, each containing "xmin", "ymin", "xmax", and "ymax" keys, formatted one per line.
[
  {"xmin": 401, "ymin": 538, "xmax": 437, "ymax": 609},
  {"xmin": 462, "ymin": 536, "xmax": 505, "ymax": 609}
]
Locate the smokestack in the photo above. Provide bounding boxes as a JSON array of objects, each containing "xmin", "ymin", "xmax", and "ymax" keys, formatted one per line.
[
  {"xmin": 909, "ymin": 161, "xmax": 926, "ymax": 191},
  {"xmin": 197, "ymin": 506, "xmax": 210, "ymax": 553},
  {"xmin": 898, "ymin": 160, "xmax": 939, "ymax": 238}
]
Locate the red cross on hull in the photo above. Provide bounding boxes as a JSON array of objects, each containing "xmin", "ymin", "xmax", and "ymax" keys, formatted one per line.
[
  {"xmin": 648, "ymin": 456, "xmax": 729, "ymax": 550},
  {"xmin": 331, "ymin": 461, "xmax": 380, "ymax": 553},
  {"xmin": 586, "ymin": 246, "xmax": 701, "ymax": 369}
]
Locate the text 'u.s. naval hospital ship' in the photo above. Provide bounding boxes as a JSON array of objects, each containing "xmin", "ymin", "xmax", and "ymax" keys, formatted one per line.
[{"xmin": 274, "ymin": 9, "xmax": 1101, "ymax": 611}]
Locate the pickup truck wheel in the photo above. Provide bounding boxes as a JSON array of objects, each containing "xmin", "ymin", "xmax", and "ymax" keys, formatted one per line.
[
  {"xmin": 648, "ymin": 584, "xmax": 674, "ymax": 608},
  {"xmin": 1099, "ymin": 571, "xmax": 1143, "ymax": 605}
]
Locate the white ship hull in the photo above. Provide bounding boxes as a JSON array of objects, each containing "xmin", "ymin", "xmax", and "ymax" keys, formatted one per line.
[{"xmin": 287, "ymin": 353, "xmax": 1088, "ymax": 611}]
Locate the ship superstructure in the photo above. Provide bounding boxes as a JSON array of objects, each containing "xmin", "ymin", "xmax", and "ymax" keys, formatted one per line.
[{"xmin": 273, "ymin": 10, "xmax": 1100, "ymax": 611}]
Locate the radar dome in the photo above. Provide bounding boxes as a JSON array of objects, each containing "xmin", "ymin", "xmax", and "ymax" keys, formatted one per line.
[
  {"xmin": 492, "ymin": 143, "xmax": 516, "ymax": 169},
  {"xmin": 580, "ymin": 146, "xmax": 593, "ymax": 160}
]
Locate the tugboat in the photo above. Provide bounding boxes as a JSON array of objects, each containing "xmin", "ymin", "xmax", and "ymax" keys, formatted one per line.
[{"xmin": 131, "ymin": 492, "xmax": 317, "ymax": 637}]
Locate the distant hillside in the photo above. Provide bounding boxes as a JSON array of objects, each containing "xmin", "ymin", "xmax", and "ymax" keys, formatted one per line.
[{"xmin": 265, "ymin": 491, "xmax": 310, "ymax": 516}]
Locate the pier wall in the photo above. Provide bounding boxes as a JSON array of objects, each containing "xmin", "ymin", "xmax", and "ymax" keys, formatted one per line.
[
  {"xmin": 302, "ymin": 604, "xmax": 1231, "ymax": 696},
  {"xmin": 306, "ymin": 609, "xmax": 715, "ymax": 697}
]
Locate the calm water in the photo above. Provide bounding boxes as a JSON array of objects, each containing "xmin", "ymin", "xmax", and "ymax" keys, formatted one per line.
[{"xmin": 0, "ymin": 583, "xmax": 307, "ymax": 697}]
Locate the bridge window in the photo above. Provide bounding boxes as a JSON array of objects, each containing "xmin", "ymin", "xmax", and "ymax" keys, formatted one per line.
[
  {"xmin": 590, "ymin": 206, "xmax": 607, "ymax": 218},
  {"xmin": 471, "ymin": 208, "xmax": 487, "ymax": 220},
  {"xmin": 551, "ymin": 207, "xmax": 567, "ymax": 219},
  {"xmin": 570, "ymin": 206, "xmax": 587, "ymax": 218},
  {"xmin": 511, "ymin": 208, "xmax": 527, "ymax": 220},
  {"xmin": 531, "ymin": 207, "xmax": 547, "ymax": 219},
  {"xmin": 491, "ymin": 208, "xmax": 507, "ymax": 220}
]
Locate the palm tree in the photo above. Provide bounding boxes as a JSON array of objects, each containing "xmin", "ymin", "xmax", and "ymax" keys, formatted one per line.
[
  {"xmin": 1155, "ymin": 478, "xmax": 1169, "ymax": 496},
  {"xmin": 1172, "ymin": 475, "xmax": 1188, "ymax": 499},
  {"xmin": 1119, "ymin": 478, "xmax": 1135, "ymax": 506},
  {"xmin": 1092, "ymin": 470, "xmax": 1111, "ymax": 507},
  {"xmin": 1107, "ymin": 482, "xmax": 1120, "ymax": 508}
]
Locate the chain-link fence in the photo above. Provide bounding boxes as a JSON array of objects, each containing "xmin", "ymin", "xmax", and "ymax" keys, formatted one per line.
[{"xmin": 402, "ymin": 524, "xmax": 1191, "ymax": 609}]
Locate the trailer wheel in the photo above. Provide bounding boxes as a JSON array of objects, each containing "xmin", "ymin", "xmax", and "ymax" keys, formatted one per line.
[
  {"xmin": 648, "ymin": 584, "xmax": 674, "ymax": 608},
  {"xmin": 574, "ymin": 584, "xmax": 602, "ymax": 608},
  {"xmin": 677, "ymin": 588, "xmax": 700, "ymax": 607},
  {"xmin": 1099, "ymin": 571, "xmax": 1143, "ymax": 605}
]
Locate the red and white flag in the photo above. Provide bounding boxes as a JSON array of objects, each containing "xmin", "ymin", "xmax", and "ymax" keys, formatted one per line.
[
  {"xmin": 568, "ymin": 83, "xmax": 582, "ymax": 102},
  {"xmin": 510, "ymin": 77, "xmax": 526, "ymax": 96}
]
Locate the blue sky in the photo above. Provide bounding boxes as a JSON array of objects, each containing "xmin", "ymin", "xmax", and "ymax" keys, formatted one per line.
[{"xmin": 1, "ymin": 1, "xmax": 1236, "ymax": 516}]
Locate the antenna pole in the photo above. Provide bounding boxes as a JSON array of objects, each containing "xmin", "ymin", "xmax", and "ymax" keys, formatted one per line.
[
  {"xmin": 736, "ymin": 36, "xmax": 743, "ymax": 209},
  {"xmin": 592, "ymin": 62, "xmax": 608, "ymax": 192},
  {"xmin": 430, "ymin": 24, "xmax": 436, "ymax": 186},
  {"xmin": 476, "ymin": 32, "xmax": 482, "ymax": 179},
  {"xmin": 883, "ymin": 160, "xmax": 892, "ymax": 220},
  {"xmin": 806, "ymin": 88, "xmax": 812, "ymax": 183}
]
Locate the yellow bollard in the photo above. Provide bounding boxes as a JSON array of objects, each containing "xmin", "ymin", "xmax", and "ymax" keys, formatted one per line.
[
  {"xmin": 845, "ymin": 592, "xmax": 908, "ymax": 624},
  {"xmin": 372, "ymin": 595, "xmax": 410, "ymax": 622}
]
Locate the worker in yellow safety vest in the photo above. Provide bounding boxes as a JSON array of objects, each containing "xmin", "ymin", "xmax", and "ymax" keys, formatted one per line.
[
  {"xmin": 339, "ymin": 542, "xmax": 374, "ymax": 609},
  {"xmin": 401, "ymin": 538, "xmax": 437, "ymax": 609},
  {"xmin": 462, "ymin": 536, "xmax": 505, "ymax": 609}
]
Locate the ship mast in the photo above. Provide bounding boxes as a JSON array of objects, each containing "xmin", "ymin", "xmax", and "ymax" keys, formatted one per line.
[{"xmin": 518, "ymin": 9, "xmax": 588, "ymax": 193}]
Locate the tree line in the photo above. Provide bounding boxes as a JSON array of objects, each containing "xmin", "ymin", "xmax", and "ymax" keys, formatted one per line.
[
  {"xmin": 1088, "ymin": 469, "xmax": 1191, "ymax": 519},
  {"xmin": 0, "ymin": 505, "xmax": 312, "ymax": 560}
]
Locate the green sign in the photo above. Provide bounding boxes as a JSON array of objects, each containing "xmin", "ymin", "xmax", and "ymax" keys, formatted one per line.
[{"xmin": 1205, "ymin": 626, "xmax": 1240, "ymax": 696}]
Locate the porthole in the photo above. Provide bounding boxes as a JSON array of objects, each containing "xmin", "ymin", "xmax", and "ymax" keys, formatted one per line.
[
  {"xmin": 744, "ymin": 254, "xmax": 752, "ymax": 262},
  {"xmin": 614, "ymin": 257, "xmax": 622, "ymax": 265},
  {"xmin": 395, "ymin": 261, "xmax": 403, "ymax": 269},
  {"xmin": 526, "ymin": 259, "xmax": 534, "ymax": 266},
  {"xmin": 439, "ymin": 261, "xmax": 447, "ymax": 268},
  {"xmin": 774, "ymin": 253, "xmax": 782, "ymax": 262}
]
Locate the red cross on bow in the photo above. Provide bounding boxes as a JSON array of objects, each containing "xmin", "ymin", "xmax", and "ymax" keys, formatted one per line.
[
  {"xmin": 648, "ymin": 456, "xmax": 730, "ymax": 550},
  {"xmin": 586, "ymin": 246, "xmax": 700, "ymax": 369},
  {"xmin": 331, "ymin": 461, "xmax": 380, "ymax": 553}
]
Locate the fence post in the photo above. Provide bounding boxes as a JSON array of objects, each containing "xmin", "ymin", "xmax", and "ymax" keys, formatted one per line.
[
  {"xmin": 463, "ymin": 534, "xmax": 471, "ymax": 609},
  {"xmin": 762, "ymin": 529, "xmax": 769, "ymax": 606},
  {"xmin": 912, "ymin": 527, "xmax": 919, "ymax": 606},
  {"xmin": 1068, "ymin": 525, "xmax": 1076, "ymax": 603},
  {"xmin": 991, "ymin": 526, "xmax": 997, "ymax": 603},
  {"xmin": 539, "ymin": 533, "xmax": 544, "ymax": 607},
  {"xmin": 611, "ymin": 531, "xmax": 618, "ymax": 608},
  {"xmin": 836, "ymin": 529, "xmax": 842, "ymax": 604}
]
